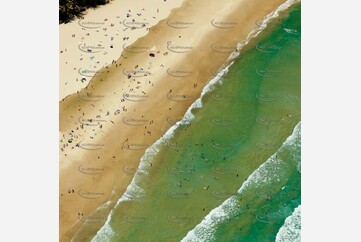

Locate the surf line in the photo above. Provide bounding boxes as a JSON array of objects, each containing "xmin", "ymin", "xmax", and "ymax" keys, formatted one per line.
[
  {"xmin": 90, "ymin": 0, "xmax": 301, "ymax": 238},
  {"xmin": 180, "ymin": 122, "xmax": 300, "ymax": 241}
]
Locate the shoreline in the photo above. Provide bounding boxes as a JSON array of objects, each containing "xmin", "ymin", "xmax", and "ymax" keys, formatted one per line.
[
  {"xmin": 94, "ymin": 2, "xmax": 301, "ymax": 240},
  {"xmin": 59, "ymin": 0, "xmax": 289, "ymax": 240}
]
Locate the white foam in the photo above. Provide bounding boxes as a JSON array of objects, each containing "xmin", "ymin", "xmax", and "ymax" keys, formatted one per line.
[
  {"xmin": 275, "ymin": 205, "xmax": 301, "ymax": 242},
  {"xmin": 260, "ymin": 0, "xmax": 301, "ymax": 30},
  {"xmin": 238, "ymin": 122, "xmax": 300, "ymax": 194},
  {"xmin": 181, "ymin": 122, "xmax": 300, "ymax": 242},
  {"xmin": 226, "ymin": 0, "xmax": 301, "ymax": 62},
  {"xmin": 93, "ymin": 1, "xmax": 301, "ymax": 240},
  {"xmin": 91, "ymin": 221, "xmax": 115, "ymax": 242},
  {"xmin": 181, "ymin": 196, "xmax": 241, "ymax": 241},
  {"xmin": 72, "ymin": 199, "xmax": 115, "ymax": 242},
  {"xmin": 115, "ymin": 63, "xmax": 233, "ymax": 204},
  {"xmin": 91, "ymin": 54, "xmax": 233, "ymax": 242},
  {"xmin": 180, "ymin": 65, "xmax": 232, "ymax": 123}
]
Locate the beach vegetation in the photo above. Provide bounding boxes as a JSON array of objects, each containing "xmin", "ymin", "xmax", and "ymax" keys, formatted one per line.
[{"xmin": 59, "ymin": 0, "xmax": 110, "ymax": 24}]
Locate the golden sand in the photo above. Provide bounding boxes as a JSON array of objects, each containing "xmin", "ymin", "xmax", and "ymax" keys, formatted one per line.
[
  {"xmin": 59, "ymin": 0, "xmax": 288, "ymax": 240},
  {"xmin": 60, "ymin": 0, "xmax": 184, "ymax": 101}
]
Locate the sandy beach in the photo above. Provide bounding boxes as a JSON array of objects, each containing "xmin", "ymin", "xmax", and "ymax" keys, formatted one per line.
[
  {"xmin": 59, "ymin": 0, "xmax": 289, "ymax": 240},
  {"xmin": 60, "ymin": 0, "xmax": 184, "ymax": 101}
]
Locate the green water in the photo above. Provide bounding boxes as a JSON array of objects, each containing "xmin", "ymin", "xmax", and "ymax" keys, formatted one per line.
[
  {"xmin": 184, "ymin": 122, "xmax": 301, "ymax": 241},
  {"xmin": 92, "ymin": 3, "xmax": 301, "ymax": 242}
]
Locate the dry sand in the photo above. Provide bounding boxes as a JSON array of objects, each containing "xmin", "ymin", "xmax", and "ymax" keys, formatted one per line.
[
  {"xmin": 59, "ymin": 0, "xmax": 288, "ymax": 240},
  {"xmin": 60, "ymin": 0, "xmax": 184, "ymax": 101}
]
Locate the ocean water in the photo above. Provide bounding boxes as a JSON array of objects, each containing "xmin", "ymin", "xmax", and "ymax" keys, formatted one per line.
[
  {"xmin": 181, "ymin": 122, "xmax": 301, "ymax": 242},
  {"xmin": 91, "ymin": 3, "xmax": 301, "ymax": 242},
  {"xmin": 276, "ymin": 205, "xmax": 301, "ymax": 242}
]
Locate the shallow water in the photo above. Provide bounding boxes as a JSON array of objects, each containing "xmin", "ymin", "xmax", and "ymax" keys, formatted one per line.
[
  {"xmin": 182, "ymin": 122, "xmax": 301, "ymax": 241},
  {"xmin": 91, "ymin": 3, "xmax": 301, "ymax": 242}
]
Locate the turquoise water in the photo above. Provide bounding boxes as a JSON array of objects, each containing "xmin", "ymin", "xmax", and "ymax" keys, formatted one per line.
[
  {"xmin": 182, "ymin": 122, "xmax": 301, "ymax": 241},
  {"xmin": 275, "ymin": 205, "xmax": 301, "ymax": 241},
  {"xmin": 92, "ymin": 3, "xmax": 301, "ymax": 242}
]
